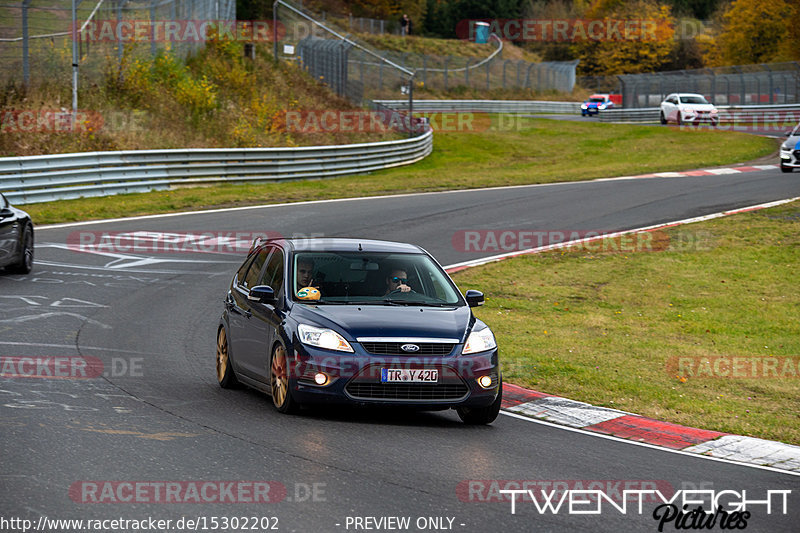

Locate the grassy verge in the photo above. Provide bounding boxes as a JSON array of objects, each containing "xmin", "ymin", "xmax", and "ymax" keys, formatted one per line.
[
  {"xmin": 24, "ymin": 117, "xmax": 775, "ymax": 224},
  {"xmin": 453, "ymin": 201, "xmax": 800, "ymax": 445}
]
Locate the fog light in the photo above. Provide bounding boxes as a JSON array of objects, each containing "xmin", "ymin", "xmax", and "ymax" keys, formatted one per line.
[
  {"xmin": 477, "ymin": 375, "xmax": 493, "ymax": 389},
  {"xmin": 314, "ymin": 372, "xmax": 329, "ymax": 386}
]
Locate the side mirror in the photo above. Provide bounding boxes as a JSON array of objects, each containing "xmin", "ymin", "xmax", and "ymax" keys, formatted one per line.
[
  {"xmin": 248, "ymin": 285, "xmax": 276, "ymax": 304},
  {"xmin": 785, "ymin": 132, "xmax": 792, "ymax": 137},
  {"xmin": 465, "ymin": 289, "xmax": 485, "ymax": 308},
  {"xmin": 0, "ymin": 208, "xmax": 11, "ymax": 219}
]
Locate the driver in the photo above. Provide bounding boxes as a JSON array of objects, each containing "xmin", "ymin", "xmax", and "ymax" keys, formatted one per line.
[{"xmin": 385, "ymin": 268, "xmax": 412, "ymax": 295}]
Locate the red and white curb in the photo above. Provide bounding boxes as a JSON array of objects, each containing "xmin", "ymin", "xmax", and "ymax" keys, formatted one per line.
[
  {"xmin": 445, "ymin": 195, "xmax": 800, "ymax": 473},
  {"xmin": 594, "ymin": 164, "xmax": 779, "ymax": 182}
]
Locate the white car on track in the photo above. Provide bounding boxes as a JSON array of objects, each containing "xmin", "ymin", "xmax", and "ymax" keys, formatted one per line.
[{"xmin": 660, "ymin": 93, "xmax": 718, "ymax": 126}]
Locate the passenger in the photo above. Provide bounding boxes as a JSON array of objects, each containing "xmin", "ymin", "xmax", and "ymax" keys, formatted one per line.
[{"xmin": 296, "ymin": 258, "xmax": 315, "ymax": 291}]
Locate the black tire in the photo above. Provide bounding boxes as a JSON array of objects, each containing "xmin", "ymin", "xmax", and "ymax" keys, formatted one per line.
[
  {"xmin": 270, "ymin": 343, "xmax": 298, "ymax": 414},
  {"xmin": 216, "ymin": 327, "xmax": 239, "ymax": 388},
  {"xmin": 457, "ymin": 381, "xmax": 502, "ymax": 425},
  {"xmin": 660, "ymin": 112, "xmax": 667, "ymax": 125},
  {"xmin": 781, "ymin": 165, "xmax": 793, "ymax": 173},
  {"xmin": 9, "ymin": 223, "xmax": 33, "ymax": 275},
  {"xmin": 676, "ymin": 114, "xmax": 682, "ymax": 126}
]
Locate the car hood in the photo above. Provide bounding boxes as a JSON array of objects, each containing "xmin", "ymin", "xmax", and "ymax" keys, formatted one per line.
[
  {"xmin": 291, "ymin": 303, "xmax": 474, "ymax": 343},
  {"xmin": 680, "ymin": 103, "xmax": 716, "ymax": 111},
  {"xmin": 781, "ymin": 137, "xmax": 800, "ymax": 150}
]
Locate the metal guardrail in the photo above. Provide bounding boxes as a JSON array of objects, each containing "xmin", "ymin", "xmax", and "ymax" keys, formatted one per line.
[
  {"xmin": 599, "ymin": 104, "xmax": 800, "ymax": 124},
  {"xmin": 0, "ymin": 130, "xmax": 433, "ymax": 205},
  {"xmin": 375, "ymin": 99, "xmax": 582, "ymax": 114}
]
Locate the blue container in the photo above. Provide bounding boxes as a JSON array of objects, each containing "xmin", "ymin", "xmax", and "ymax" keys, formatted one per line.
[{"xmin": 474, "ymin": 22, "xmax": 489, "ymax": 43}]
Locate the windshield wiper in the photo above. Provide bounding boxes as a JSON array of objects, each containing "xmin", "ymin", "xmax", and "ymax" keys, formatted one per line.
[{"xmin": 382, "ymin": 299, "xmax": 455, "ymax": 307}]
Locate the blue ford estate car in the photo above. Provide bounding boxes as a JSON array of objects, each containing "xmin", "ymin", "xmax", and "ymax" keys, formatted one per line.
[{"xmin": 217, "ymin": 238, "xmax": 502, "ymax": 424}]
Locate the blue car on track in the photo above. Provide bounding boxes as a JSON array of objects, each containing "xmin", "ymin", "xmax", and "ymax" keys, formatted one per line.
[
  {"xmin": 216, "ymin": 238, "xmax": 502, "ymax": 424},
  {"xmin": 581, "ymin": 94, "xmax": 615, "ymax": 116}
]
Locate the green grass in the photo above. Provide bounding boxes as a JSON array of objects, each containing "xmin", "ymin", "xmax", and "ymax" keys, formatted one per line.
[
  {"xmin": 452, "ymin": 202, "xmax": 800, "ymax": 445},
  {"xmin": 24, "ymin": 117, "xmax": 775, "ymax": 224}
]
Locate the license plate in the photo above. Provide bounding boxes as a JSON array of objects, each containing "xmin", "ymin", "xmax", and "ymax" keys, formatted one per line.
[{"xmin": 381, "ymin": 369, "xmax": 439, "ymax": 383}]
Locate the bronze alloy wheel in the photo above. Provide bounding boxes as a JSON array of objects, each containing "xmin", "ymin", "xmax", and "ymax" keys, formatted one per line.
[
  {"xmin": 216, "ymin": 328, "xmax": 238, "ymax": 388},
  {"xmin": 270, "ymin": 344, "xmax": 297, "ymax": 413}
]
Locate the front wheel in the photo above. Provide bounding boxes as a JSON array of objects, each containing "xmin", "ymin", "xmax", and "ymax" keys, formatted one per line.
[
  {"xmin": 9, "ymin": 224, "xmax": 33, "ymax": 274},
  {"xmin": 216, "ymin": 327, "xmax": 239, "ymax": 388},
  {"xmin": 660, "ymin": 112, "xmax": 667, "ymax": 125},
  {"xmin": 457, "ymin": 381, "xmax": 502, "ymax": 425},
  {"xmin": 270, "ymin": 343, "xmax": 298, "ymax": 414}
]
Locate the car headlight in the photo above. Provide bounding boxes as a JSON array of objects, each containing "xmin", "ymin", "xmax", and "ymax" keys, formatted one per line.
[
  {"xmin": 598, "ymin": 104, "xmax": 606, "ymax": 110},
  {"xmin": 710, "ymin": 108, "xmax": 718, "ymax": 114},
  {"xmin": 298, "ymin": 324, "xmax": 354, "ymax": 352},
  {"xmin": 780, "ymin": 146, "xmax": 791, "ymax": 153},
  {"xmin": 581, "ymin": 104, "xmax": 587, "ymax": 109},
  {"xmin": 462, "ymin": 327, "xmax": 497, "ymax": 354},
  {"xmin": 682, "ymin": 107, "xmax": 694, "ymax": 114}
]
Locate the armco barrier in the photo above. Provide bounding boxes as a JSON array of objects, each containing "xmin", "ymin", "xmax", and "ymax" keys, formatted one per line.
[
  {"xmin": 375, "ymin": 99, "xmax": 581, "ymax": 114},
  {"xmin": 0, "ymin": 129, "xmax": 433, "ymax": 205},
  {"xmin": 599, "ymin": 104, "xmax": 800, "ymax": 125}
]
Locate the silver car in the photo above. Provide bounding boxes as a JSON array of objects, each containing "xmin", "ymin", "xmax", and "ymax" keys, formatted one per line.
[{"xmin": 779, "ymin": 123, "xmax": 800, "ymax": 173}]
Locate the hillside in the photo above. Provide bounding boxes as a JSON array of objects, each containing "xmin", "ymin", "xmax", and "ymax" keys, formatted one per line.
[{"xmin": 0, "ymin": 40, "xmax": 396, "ymax": 158}]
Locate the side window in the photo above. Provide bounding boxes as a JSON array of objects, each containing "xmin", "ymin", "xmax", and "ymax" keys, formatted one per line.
[
  {"xmin": 242, "ymin": 248, "xmax": 269, "ymax": 289},
  {"xmin": 260, "ymin": 248, "xmax": 284, "ymax": 292}
]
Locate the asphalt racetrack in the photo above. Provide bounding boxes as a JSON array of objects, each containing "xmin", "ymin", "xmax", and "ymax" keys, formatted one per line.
[{"xmin": 2, "ymin": 169, "xmax": 799, "ymax": 532}]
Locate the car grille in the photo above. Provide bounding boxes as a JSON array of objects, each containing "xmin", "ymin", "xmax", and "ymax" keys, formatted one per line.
[
  {"xmin": 361, "ymin": 342, "xmax": 456, "ymax": 356},
  {"xmin": 345, "ymin": 382, "xmax": 469, "ymax": 401},
  {"xmin": 793, "ymin": 150, "xmax": 800, "ymax": 159}
]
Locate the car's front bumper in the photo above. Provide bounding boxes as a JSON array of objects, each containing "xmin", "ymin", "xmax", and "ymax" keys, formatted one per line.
[
  {"xmin": 681, "ymin": 112, "xmax": 718, "ymax": 124},
  {"xmin": 780, "ymin": 149, "xmax": 800, "ymax": 168},
  {"xmin": 288, "ymin": 343, "xmax": 500, "ymax": 409}
]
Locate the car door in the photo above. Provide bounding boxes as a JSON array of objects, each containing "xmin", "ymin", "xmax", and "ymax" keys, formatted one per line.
[
  {"xmin": 229, "ymin": 247, "xmax": 270, "ymax": 379},
  {"xmin": 239, "ymin": 245, "xmax": 286, "ymax": 384},
  {"xmin": 0, "ymin": 194, "xmax": 18, "ymax": 268},
  {"xmin": 662, "ymin": 95, "xmax": 675, "ymax": 122}
]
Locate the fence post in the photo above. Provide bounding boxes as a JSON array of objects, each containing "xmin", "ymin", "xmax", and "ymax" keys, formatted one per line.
[
  {"xmin": 116, "ymin": 0, "xmax": 123, "ymax": 70},
  {"xmin": 150, "ymin": 1, "xmax": 159, "ymax": 56},
  {"xmin": 22, "ymin": 0, "xmax": 31, "ymax": 87},
  {"xmin": 71, "ymin": 0, "xmax": 78, "ymax": 128}
]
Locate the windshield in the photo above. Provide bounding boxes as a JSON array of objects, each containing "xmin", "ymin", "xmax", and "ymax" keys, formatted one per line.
[
  {"xmin": 679, "ymin": 95, "xmax": 708, "ymax": 104},
  {"xmin": 589, "ymin": 97, "xmax": 606, "ymax": 103},
  {"xmin": 291, "ymin": 251, "xmax": 464, "ymax": 306}
]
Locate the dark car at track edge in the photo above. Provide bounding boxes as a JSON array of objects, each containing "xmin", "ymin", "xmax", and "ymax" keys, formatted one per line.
[
  {"xmin": 216, "ymin": 238, "xmax": 502, "ymax": 424},
  {"xmin": 0, "ymin": 192, "xmax": 34, "ymax": 275}
]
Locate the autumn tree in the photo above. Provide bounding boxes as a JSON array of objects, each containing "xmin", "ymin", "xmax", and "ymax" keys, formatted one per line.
[
  {"xmin": 572, "ymin": 0, "xmax": 677, "ymax": 75},
  {"xmin": 714, "ymin": 0, "xmax": 792, "ymax": 65}
]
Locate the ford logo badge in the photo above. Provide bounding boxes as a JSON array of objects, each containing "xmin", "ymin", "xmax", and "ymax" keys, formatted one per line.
[{"xmin": 401, "ymin": 344, "xmax": 420, "ymax": 353}]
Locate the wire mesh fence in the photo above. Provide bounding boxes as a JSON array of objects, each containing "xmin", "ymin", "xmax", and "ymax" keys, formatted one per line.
[
  {"xmin": 0, "ymin": 0, "xmax": 235, "ymax": 90},
  {"xmin": 273, "ymin": 0, "xmax": 579, "ymax": 110},
  {"xmin": 618, "ymin": 62, "xmax": 800, "ymax": 108}
]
